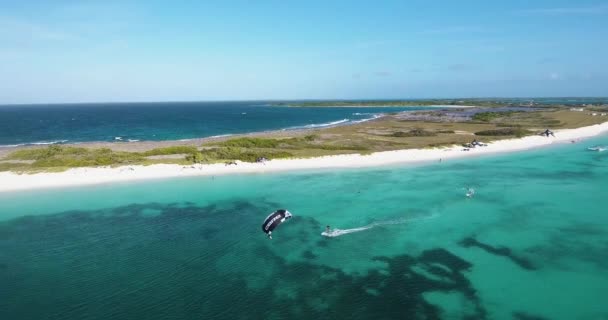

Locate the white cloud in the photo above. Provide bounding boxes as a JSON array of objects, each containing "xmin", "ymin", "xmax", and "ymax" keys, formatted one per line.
[{"xmin": 549, "ymin": 72, "xmax": 561, "ymax": 80}]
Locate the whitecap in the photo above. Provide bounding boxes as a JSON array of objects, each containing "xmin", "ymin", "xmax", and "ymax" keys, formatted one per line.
[
  {"xmin": 208, "ymin": 134, "xmax": 234, "ymax": 139},
  {"xmin": 289, "ymin": 118, "xmax": 350, "ymax": 130},
  {"xmin": 0, "ymin": 140, "xmax": 69, "ymax": 148},
  {"xmin": 31, "ymin": 140, "xmax": 68, "ymax": 145},
  {"xmin": 351, "ymin": 114, "xmax": 382, "ymax": 124}
]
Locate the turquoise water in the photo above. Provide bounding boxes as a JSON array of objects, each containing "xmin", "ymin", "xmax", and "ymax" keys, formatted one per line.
[{"xmin": 1, "ymin": 135, "xmax": 607, "ymax": 319}]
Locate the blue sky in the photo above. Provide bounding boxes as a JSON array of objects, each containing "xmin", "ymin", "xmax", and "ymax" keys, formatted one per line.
[{"xmin": 0, "ymin": 0, "xmax": 607, "ymax": 103}]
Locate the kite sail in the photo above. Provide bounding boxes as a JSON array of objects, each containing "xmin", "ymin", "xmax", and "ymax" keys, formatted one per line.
[{"xmin": 261, "ymin": 209, "xmax": 292, "ymax": 239}]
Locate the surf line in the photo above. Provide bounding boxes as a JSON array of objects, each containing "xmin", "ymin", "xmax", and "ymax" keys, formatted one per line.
[{"xmin": 321, "ymin": 214, "xmax": 438, "ymax": 238}]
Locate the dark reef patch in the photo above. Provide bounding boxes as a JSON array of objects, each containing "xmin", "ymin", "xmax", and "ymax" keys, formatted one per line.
[
  {"xmin": 0, "ymin": 202, "xmax": 487, "ymax": 320},
  {"xmin": 459, "ymin": 237, "xmax": 536, "ymax": 270}
]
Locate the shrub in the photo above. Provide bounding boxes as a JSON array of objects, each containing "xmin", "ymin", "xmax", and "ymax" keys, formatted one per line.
[
  {"xmin": 219, "ymin": 137, "xmax": 280, "ymax": 148},
  {"xmin": 390, "ymin": 129, "xmax": 436, "ymax": 137},
  {"xmin": 143, "ymin": 146, "xmax": 198, "ymax": 156},
  {"xmin": 472, "ymin": 111, "xmax": 515, "ymax": 122},
  {"xmin": 303, "ymin": 134, "xmax": 318, "ymax": 141},
  {"xmin": 185, "ymin": 152, "xmax": 204, "ymax": 163},
  {"xmin": 8, "ymin": 146, "xmax": 88, "ymax": 160},
  {"xmin": 8, "ymin": 145, "xmax": 145, "ymax": 168},
  {"xmin": 474, "ymin": 128, "xmax": 529, "ymax": 137},
  {"xmin": 198, "ymin": 147, "xmax": 293, "ymax": 162}
]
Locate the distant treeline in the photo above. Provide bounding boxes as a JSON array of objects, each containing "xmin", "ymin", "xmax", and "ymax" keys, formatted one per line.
[
  {"xmin": 272, "ymin": 98, "xmax": 608, "ymax": 108},
  {"xmin": 273, "ymin": 100, "xmax": 528, "ymax": 108}
]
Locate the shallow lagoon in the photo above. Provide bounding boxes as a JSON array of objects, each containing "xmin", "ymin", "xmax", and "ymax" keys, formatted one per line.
[{"xmin": 1, "ymin": 135, "xmax": 607, "ymax": 319}]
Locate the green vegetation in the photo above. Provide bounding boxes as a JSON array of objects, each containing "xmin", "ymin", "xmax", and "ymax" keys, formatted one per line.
[
  {"xmin": 8, "ymin": 145, "xmax": 196, "ymax": 161},
  {"xmin": 218, "ymin": 137, "xmax": 281, "ymax": 148},
  {"xmin": 273, "ymin": 98, "xmax": 608, "ymax": 108},
  {"xmin": 0, "ymin": 162, "xmax": 30, "ymax": 172},
  {"xmin": 390, "ymin": 129, "xmax": 436, "ymax": 137},
  {"xmin": 272, "ymin": 98, "xmax": 556, "ymax": 108},
  {"xmin": 2, "ymin": 107, "xmax": 606, "ymax": 173},
  {"xmin": 142, "ymin": 146, "xmax": 198, "ymax": 156},
  {"xmin": 474, "ymin": 128, "xmax": 531, "ymax": 137},
  {"xmin": 2, "ymin": 144, "xmax": 298, "ymax": 171},
  {"xmin": 472, "ymin": 111, "xmax": 516, "ymax": 122},
  {"xmin": 5, "ymin": 145, "xmax": 144, "ymax": 170},
  {"xmin": 188, "ymin": 148, "xmax": 293, "ymax": 163},
  {"xmin": 274, "ymin": 99, "xmax": 502, "ymax": 107},
  {"xmin": 216, "ymin": 136, "xmax": 367, "ymax": 151}
]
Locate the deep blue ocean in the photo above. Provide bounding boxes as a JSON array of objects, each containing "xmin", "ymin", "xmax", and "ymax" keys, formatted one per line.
[{"xmin": 0, "ymin": 102, "xmax": 432, "ymax": 147}]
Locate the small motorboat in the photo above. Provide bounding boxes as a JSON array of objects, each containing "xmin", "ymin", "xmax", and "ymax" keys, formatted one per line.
[{"xmin": 587, "ymin": 146, "xmax": 607, "ymax": 152}]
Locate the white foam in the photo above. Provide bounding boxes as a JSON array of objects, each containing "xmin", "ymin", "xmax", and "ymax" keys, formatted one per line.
[
  {"xmin": 31, "ymin": 140, "xmax": 68, "ymax": 145},
  {"xmin": 321, "ymin": 214, "xmax": 438, "ymax": 237},
  {"xmin": 322, "ymin": 226, "xmax": 372, "ymax": 237},
  {"xmin": 208, "ymin": 134, "xmax": 234, "ymax": 139},
  {"xmin": 290, "ymin": 119, "xmax": 350, "ymax": 130},
  {"xmin": 351, "ymin": 114, "xmax": 382, "ymax": 124},
  {"xmin": 0, "ymin": 140, "xmax": 69, "ymax": 148},
  {"xmin": 465, "ymin": 187, "xmax": 475, "ymax": 198}
]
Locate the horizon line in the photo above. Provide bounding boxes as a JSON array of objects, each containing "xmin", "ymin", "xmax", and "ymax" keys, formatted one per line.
[{"xmin": 2, "ymin": 96, "xmax": 607, "ymax": 107}]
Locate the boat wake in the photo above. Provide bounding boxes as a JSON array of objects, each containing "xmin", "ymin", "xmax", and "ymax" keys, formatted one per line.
[{"xmin": 321, "ymin": 214, "xmax": 438, "ymax": 238}]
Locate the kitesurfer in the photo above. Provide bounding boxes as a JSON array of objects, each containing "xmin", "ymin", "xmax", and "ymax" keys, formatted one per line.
[{"xmin": 261, "ymin": 209, "xmax": 292, "ymax": 239}]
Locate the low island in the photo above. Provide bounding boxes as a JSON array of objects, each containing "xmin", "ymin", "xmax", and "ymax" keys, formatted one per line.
[{"xmin": 1, "ymin": 102, "xmax": 607, "ymax": 192}]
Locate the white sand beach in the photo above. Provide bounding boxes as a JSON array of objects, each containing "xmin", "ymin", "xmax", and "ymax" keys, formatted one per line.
[{"xmin": 1, "ymin": 122, "xmax": 607, "ymax": 192}]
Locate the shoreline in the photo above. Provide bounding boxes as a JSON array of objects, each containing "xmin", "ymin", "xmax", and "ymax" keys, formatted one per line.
[
  {"xmin": 0, "ymin": 105, "xmax": 476, "ymax": 155},
  {"xmin": 1, "ymin": 121, "xmax": 607, "ymax": 193},
  {"xmin": 276, "ymin": 104, "xmax": 477, "ymax": 108},
  {"xmin": 0, "ymin": 127, "xmax": 320, "ymax": 158}
]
